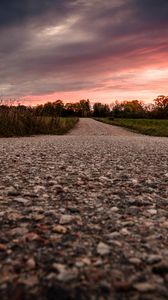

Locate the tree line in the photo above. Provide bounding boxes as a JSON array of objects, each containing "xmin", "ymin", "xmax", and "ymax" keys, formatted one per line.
[{"xmin": 0, "ymin": 95, "xmax": 168, "ymax": 118}]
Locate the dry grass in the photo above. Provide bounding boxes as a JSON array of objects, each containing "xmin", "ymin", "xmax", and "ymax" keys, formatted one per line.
[{"xmin": 0, "ymin": 108, "xmax": 78, "ymax": 137}]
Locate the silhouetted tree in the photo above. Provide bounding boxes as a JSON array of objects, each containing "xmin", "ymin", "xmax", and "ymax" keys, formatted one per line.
[
  {"xmin": 153, "ymin": 95, "xmax": 168, "ymax": 118},
  {"xmin": 53, "ymin": 100, "xmax": 64, "ymax": 116},
  {"xmin": 93, "ymin": 102, "xmax": 110, "ymax": 117},
  {"xmin": 78, "ymin": 99, "xmax": 91, "ymax": 117},
  {"xmin": 112, "ymin": 100, "xmax": 145, "ymax": 118}
]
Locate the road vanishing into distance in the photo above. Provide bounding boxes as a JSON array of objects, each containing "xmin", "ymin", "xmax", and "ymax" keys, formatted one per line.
[
  {"xmin": 68, "ymin": 118, "xmax": 139, "ymax": 136},
  {"xmin": 0, "ymin": 118, "xmax": 168, "ymax": 300}
]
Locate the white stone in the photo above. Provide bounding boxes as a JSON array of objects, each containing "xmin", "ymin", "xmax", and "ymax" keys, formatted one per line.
[
  {"xmin": 97, "ymin": 242, "xmax": 110, "ymax": 255},
  {"xmin": 110, "ymin": 207, "xmax": 119, "ymax": 212},
  {"xmin": 120, "ymin": 228, "xmax": 130, "ymax": 235},
  {"xmin": 59, "ymin": 215, "xmax": 74, "ymax": 225},
  {"xmin": 147, "ymin": 209, "xmax": 157, "ymax": 215}
]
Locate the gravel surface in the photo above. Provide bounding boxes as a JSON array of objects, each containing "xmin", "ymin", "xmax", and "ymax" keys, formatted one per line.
[
  {"xmin": 68, "ymin": 118, "xmax": 139, "ymax": 136},
  {"xmin": 0, "ymin": 118, "xmax": 168, "ymax": 300}
]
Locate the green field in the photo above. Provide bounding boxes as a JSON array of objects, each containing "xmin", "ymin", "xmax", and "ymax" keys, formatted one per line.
[{"xmin": 95, "ymin": 118, "xmax": 168, "ymax": 137}]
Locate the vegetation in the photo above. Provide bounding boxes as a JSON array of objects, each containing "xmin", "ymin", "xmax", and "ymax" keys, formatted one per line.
[
  {"xmin": 34, "ymin": 95, "xmax": 167, "ymax": 119},
  {"xmin": 0, "ymin": 95, "xmax": 168, "ymax": 137},
  {"xmin": 111, "ymin": 96, "xmax": 168, "ymax": 119},
  {"xmin": 0, "ymin": 106, "xmax": 78, "ymax": 137},
  {"xmin": 93, "ymin": 95, "xmax": 168, "ymax": 136},
  {"xmin": 95, "ymin": 118, "xmax": 168, "ymax": 137},
  {"xmin": 35, "ymin": 99, "xmax": 91, "ymax": 117},
  {"xmin": 92, "ymin": 102, "xmax": 110, "ymax": 117}
]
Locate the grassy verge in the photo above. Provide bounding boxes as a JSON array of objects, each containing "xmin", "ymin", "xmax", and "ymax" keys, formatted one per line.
[
  {"xmin": 56, "ymin": 117, "xmax": 79, "ymax": 135},
  {"xmin": 0, "ymin": 109, "xmax": 78, "ymax": 137},
  {"xmin": 94, "ymin": 118, "xmax": 168, "ymax": 137}
]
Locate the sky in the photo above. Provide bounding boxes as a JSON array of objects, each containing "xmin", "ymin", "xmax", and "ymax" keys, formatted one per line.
[{"xmin": 0, "ymin": 0, "xmax": 168, "ymax": 105}]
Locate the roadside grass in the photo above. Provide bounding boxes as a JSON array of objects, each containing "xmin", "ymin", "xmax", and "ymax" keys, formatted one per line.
[
  {"xmin": 56, "ymin": 117, "xmax": 79, "ymax": 135},
  {"xmin": 0, "ymin": 109, "xmax": 78, "ymax": 137},
  {"xmin": 94, "ymin": 118, "xmax": 168, "ymax": 137}
]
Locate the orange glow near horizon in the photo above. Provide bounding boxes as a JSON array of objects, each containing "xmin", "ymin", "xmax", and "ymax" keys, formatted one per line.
[
  {"xmin": 21, "ymin": 66, "xmax": 168, "ymax": 106},
  {"xmin": 1, "ymin": 1, "xmax": 168, "ymax": 105}
]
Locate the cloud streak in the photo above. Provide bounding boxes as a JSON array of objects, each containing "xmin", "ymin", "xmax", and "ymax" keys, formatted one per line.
[{"xmin": 0, "ymin": 0, "xmax": 168, "ymax": 103}]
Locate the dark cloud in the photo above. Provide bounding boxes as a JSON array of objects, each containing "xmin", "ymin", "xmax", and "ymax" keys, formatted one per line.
[
  {"xmin": 133, "ymin": 0, "xmax": 168, "ymax": 23},
  {"xmin": 0, "ymin": 0, "xmax": 77, "ymax": 28},
  {"xmin": 0, "ymin": 0, "xmax": 167, "ymax": 100}
]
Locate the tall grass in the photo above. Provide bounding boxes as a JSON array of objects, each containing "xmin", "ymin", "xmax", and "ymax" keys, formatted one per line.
[
  {"xmin": 0, "ymin": 108, "xmax": 78, "ymax": 137},
  {"xmin": 94, "ymin": 118, "xmax": 168, "ymax": 137}
]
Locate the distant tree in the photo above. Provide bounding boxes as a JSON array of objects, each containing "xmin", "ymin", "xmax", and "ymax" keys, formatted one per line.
[
  {"xmin": 112, "ymin": 100, "xmax": 145, "ymax": 118},
  {"xmin": 64, "ymin": 103, "xmax": 77, "ymax": 116},
  {"xmin": 153, "ymin": 95, "xmax": 168, "ymax": 118},
  {"xmin": 64, "ymin": 99, "xmax": 91, "ymax": 117},
  {"xmin": 53, "ymin": 100, "xmax": 64, "ymax": 116},
  {"xmin": 16, "ymin": 105, "xmax": 28, "ymax": 112},
  {"xmin": 93, "ymin": 102, "xmax": 110, "ymax": 117},
  {"xmin": 111, "ymin": 100, "xmax": 123, "ymax": 117},
  {"xmin": 123, "ymin": 100, "xmax": 143, "ymax": 112},
  {"xmin": 78, "ymin": 99, "xmax": 91, "ymax": 117},
  {"xmin": 42, "ymin": 102, "xmax": 55, "ymax": 116},
  {"xmin": 143, "ymin": 103, "xmax": 155, "ymax": 118},
  {"xmin": 35, "ymin": 104, "xmax": 43, "ymax": 116}
]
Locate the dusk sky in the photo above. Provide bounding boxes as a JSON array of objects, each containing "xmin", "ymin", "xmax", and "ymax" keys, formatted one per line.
[{"xmin": 0, "ymin": 0, "xmax": 168, "ymax": 105}]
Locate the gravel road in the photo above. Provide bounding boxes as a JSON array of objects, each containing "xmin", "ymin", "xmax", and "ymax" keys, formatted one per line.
[
  {"xmin": 68, "ymin": 118, "xmax": 139, "ymax": 136},
  {"xmin": 0, "ymin": 118, "xmax": 168, "ymax": 300}
]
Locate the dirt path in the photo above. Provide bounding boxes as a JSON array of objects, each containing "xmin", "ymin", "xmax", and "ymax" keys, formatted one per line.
[
  {"xmin": 68, "ymin": 118, "xmax": 140, "ymax": 136},
  {"xmin": 0, "ymin": 126, "xmax": 168, "ymax": 300}
]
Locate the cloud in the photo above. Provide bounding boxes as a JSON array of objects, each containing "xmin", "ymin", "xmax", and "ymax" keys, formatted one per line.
[
  {"xmin": 133, "ymin": 0, "xmax": 168, "ymax": 23},
  {"xmin": 0, "ymin": 0, "xmax": 77, "ymax": 28},
  {"xmin": 0, "ymin": 0, "xmax": 167, "ymax": 101}
]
